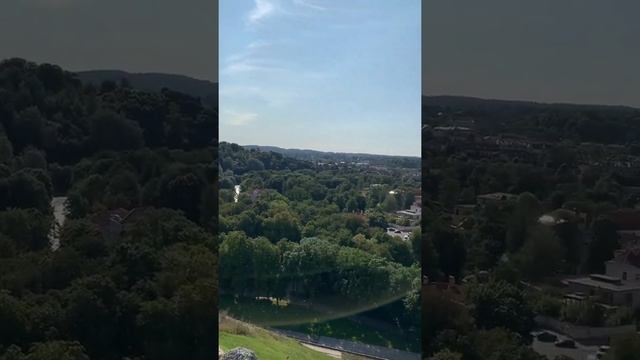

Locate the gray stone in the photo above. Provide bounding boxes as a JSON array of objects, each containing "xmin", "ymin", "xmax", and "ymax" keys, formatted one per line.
[{"xmin": 220, "ymin": 347, "xmax": 258, "ymax": 360}]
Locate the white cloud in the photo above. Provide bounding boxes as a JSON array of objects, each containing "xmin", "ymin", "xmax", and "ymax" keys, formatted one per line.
[
  {"xmin": 223, "ymin": 110, "xmax": 258, "ymax": 126},
  {"xmin": 219, "ymin": 85, "xmax": 263, "ymax": 97},
  {"xmin": 247, "ymin": 40, "xmax": 271, "ymax": 50},
  {"xmin": 293, "ymin": 0, "xmax": 325, "ymax": 11},
  {"xmin": 223, "ymin": 62, "xmax": 260, "ymax": 74},
  {"xmin": 225, "ymin": 41, "xmax": 271, "ymax": 63},
  {"xmin": 328, "ymin": 20, "xmax": 387, "ymax": 31},
  {"xmin": 245, "ymin": 0, "xmax": 327, "ymax": 27},
  {"xmin": 247, "ymin": 0, "xmax": 276, "ymax": 25},
  {"xmin": 220, "ymin": 85, "xmax": 301, "ymax": 107},
  {"xmin": 222, "ymin": 60, "xmax": 285, "ymax": 75},
  {"xmin": 224, "ymin": 40, "xmax": 275, "ymax": 71}
]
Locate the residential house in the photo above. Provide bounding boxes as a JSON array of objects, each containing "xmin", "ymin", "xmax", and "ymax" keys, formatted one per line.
[
  {"xmin": 413, "ymin": 195, "xmax": 422, "ymax": 208},
  {"xmin": 396, "ymin": 209, "xmax": 421, "ymax": 221},
  {"xmin": 395, "ymin": 194, "xmax": 422, "ymax": 222},
  {"xmin": 566, "ymin": 247, "xmax": 640, "ymax": 309}
]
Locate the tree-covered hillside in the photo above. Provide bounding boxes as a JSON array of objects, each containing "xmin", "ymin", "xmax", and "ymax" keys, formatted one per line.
[
  {"xmin": 0, "ymin": 58, "xmax": 217, "ymax": 360},
  {"xmin": 423, "ymin": 95, "xmax": 640, "ymax": 144},
  {"xmin": 243, "ymin": 145, "xmax": 421, "ymax": 168},
  {"xmin": 75, "ymin": 70, "xmax": 218, "ymax": 109},
  {"xmin": 219, "ymin": 142, "xmax": 421, "ymax": 351}
]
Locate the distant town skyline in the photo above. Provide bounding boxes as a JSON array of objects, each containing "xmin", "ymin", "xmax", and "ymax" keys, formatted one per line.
[
  {"xmin": 220, "ymin": 0, "xmax": 421, "ymax": 157},
  {"xmin": 0, "ymin": 0, "xmax": 217, "ymax": 82},
  {"xmin": 423, "ymin": 0, "xmax": 640, "ymax": 108},
  {"xmin": 231, "ymin": 143, "xmax": 420, "ymax": 158}
]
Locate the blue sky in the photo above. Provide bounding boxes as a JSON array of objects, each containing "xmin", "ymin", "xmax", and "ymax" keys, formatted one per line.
[{"xmin": 219, "ymin": 0, "xmax": 420, "ymax": 157}]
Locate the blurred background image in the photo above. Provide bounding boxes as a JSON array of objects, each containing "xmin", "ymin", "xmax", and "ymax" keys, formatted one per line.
[{"xmin": 0, "ymin": 1, "xmax": 218, "ymax": 359}]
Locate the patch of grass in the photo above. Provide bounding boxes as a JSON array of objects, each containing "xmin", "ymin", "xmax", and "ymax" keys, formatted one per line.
[
  {"xmin": 220, "ymin": 295, "xmax": 420, "ymax": 352},
  {"xmin": 219, "ymin": 329, "xmax": 335, "ymax": 360},
  {"xmin": 219, "ymin": 313, "xmax": 257, "ymax": 337},
  {"xmin": 220, "ymin": 295, "xmax": 326, "ymax": 326}
]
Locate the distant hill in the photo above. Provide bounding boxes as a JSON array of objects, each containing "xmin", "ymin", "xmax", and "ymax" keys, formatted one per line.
[
  {"xmin": 422, "ymin": 95, "xmax": 640, "ymax": 144},
  {"xmin": 243, "ymin": 145, "xmax": 420, "ymax": 168},
  {"xmin": 76, "ymin": 70, "xmax": 217, "ymax": 107},
  {"xmin": 219, "ymin": 142, "xmax": 313, "ymax": 174},
  {"xmin": 423, "ymin": 95, "xmax": 639, "ymax": 111}
]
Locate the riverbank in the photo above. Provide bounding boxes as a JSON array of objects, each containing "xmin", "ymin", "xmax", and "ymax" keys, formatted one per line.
[{"xmin": 219, "ymin": 295, "xmax": 419, "ymax": 352}]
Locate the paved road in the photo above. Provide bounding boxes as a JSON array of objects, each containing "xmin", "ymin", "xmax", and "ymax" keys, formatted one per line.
[
  {"xmin": 271, "ymin": 328, "xmax": 420, "ymax": 360},
  {"xmin": 531, "ymin": 330, "xmax": 599, "ymax": 360},
  {"xmin": 48, "ymin": 196, "xmax": 68, "ymax": 251}
]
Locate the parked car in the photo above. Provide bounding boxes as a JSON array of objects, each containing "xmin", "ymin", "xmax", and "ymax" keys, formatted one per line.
[{"xmin": 554, "ymin": 339, "xmax": 576, "ymax": 348}]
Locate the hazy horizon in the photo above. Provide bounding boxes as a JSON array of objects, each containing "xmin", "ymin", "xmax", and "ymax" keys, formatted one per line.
[
  {"xmin": 220, "ymin": 140, "xmax": 421, "ymax": 158},
  {"xmin": 422, "ymin": 94, "xmax": 640, "ymax": 110},
  {"xmin": 70, "ymin": 69, "xmax": 217, "ymax": 83},
  {"xmin": 220, "ymin": 0, "xmax": 421, "ymax": 157},
  {"xmin": 423, "ymin": 0, "xmax": 640, "ymax": 108},
  {"xmin": 0, "ymin": 0, "xmax": 218, "ymax": 82},
  {"xmin": 234, "ymin": 142, "xmax": 421, "ymax": 158}
]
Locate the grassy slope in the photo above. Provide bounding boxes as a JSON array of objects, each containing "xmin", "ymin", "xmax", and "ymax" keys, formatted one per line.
[
  {"xmin": 219, "ymin": 330, "xmax": 334, "ymax": 360},
  {"xmin": 220, "ymin": 295, "xmax": 325, "ymax": 326},
  {"xmin": 220, "ymin": 295, "xmax": 419, "ymax": 352}
]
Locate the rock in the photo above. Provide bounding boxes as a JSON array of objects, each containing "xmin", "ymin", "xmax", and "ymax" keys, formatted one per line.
[{"xmin": 220, "ymin": 347, "xmax": 258, "ymax": 360}]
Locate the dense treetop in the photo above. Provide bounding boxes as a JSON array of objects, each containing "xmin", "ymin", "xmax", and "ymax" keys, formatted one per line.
[
  {"xmin": 0, "ymin": 58, "xmax": 217, "ymax": 165},
  {"xmin": 422, "ymin": 96, "xmax": 640, "ymax": 359},
  {"xmin": 0, "ymin": 59, "xmax": 217, "ymax": 360},
  {"xmin": 219, "ymin": 142, "xmax": 421, "ymax": 345},
  {"xmin": 424, "ymin": 95, "xmax": 640, "ymax": 144}
]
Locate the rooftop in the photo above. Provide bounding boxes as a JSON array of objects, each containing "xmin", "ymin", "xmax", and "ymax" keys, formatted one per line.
[
  {"xmin": 566, "ymin": 277, "xmax": 640, "ymax": 292},
  {"xmin": 397, "ymin": 210, "xmax": 420, "ymax": 216}
]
